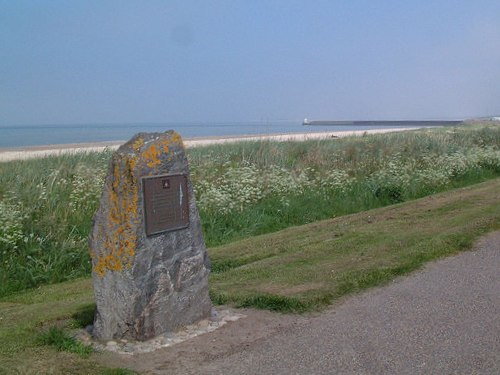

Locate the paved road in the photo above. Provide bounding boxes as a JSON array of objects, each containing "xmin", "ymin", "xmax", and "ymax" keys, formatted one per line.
[{"xmin": 105, "ymin": 232, "xmax": 500, "ymax": 374}]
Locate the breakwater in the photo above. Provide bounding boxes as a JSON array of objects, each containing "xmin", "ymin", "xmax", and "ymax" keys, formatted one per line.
[{"xmin": 303, "ymin": 120, "xmax": 463, "ymax": 126}]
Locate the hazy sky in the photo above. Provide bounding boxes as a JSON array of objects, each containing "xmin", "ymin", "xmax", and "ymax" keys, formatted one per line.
[{"xmin": 1, "ymin": 0, "xmax": 499, "ymax": 125}]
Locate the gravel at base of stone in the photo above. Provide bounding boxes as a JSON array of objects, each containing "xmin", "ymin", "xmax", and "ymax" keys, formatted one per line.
[{"xmin": 77, "ymin": 308, "xmax": 245, "ymax": 355}]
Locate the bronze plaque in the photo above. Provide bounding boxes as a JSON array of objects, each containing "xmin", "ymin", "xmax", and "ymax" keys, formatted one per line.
[{"xmin": 143, "ymin": 174, "xmax": 189, "ymax": 236}]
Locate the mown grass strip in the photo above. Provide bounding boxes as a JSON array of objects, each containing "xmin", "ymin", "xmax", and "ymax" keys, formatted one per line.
[
  {"xmin": 209, "ymin": 178, "xmax": 500, "ymax": 311},
  {"xmin": 0, "ymin": 179, "xmax": 498, "ymax": 373}
]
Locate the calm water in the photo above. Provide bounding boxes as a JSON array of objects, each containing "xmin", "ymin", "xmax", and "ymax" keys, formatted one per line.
[{"xmin": 0, "ymin": 121, "xmax": 419, "ymax": 148}]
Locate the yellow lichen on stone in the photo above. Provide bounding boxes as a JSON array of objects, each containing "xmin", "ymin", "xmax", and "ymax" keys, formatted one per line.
[
  {"xmin": 141, "ymin": 137, "xmax": 179, "ymax": 168},
  {"xmin": 93, "ymin": 155, "xmax": 140, "ymax": 278},
  {"xmin": 132, "ymin": 137, "xmax": 144, "ymax": 151},
  {"xmin": 170, "ymin": 132, "xmax": 184, "ymax": 147},
  {"xmin": 127, "ymin": 155, "xmax": 138, "ymax": 171},
  {"xmin": 142, "ymin": 144, "xmax": 162, "ymax": 168},
  {"xmin": 113, "ymin": 164, "xmax": 120, "ymax": 190},
  {"xmin": 92, "ymin": 133, "xmax": 184, "ymax": 277}
]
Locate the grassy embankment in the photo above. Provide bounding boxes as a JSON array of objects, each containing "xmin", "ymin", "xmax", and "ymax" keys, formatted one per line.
[
  {"xmin": 0, "ymin": 179, "xmax": 498, "ymax": 374},
  {"xmin": 1, "ymin": 124, "xmax": 499, "ymax": 296}
]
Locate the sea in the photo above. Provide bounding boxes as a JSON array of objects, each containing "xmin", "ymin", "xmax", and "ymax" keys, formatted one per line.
[{"xmin": 0, "ymin": 121, "xmax": 423, "ymax": 149}]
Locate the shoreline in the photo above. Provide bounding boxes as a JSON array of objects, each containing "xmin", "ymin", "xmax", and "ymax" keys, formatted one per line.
[{"xmin": 0, "ymin": 127, "xmax": 417, "ymax": 162}]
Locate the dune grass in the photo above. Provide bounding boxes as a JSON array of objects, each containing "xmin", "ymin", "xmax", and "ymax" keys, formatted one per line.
[
  {"xmin": 0, "ymin": 179, "xmax": 498, "ymax": 374},
  {"xmin": 0, "ymin": 123, "xmax": 499, "ymax": 296},
  {"xmin": 192, "ymin": 124, "xmax": 500, "ymax": 245}
]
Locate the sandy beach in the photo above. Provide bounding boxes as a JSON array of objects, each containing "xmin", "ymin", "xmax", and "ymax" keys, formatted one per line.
[{"xmin": 0, "ymin": 128, "xmax": 415, "ymax": 163}]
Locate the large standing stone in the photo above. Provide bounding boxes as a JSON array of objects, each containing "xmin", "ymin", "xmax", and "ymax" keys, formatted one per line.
[{"xmin": 90, "ymin": 131, "xmax": 211, "ymax": 341}]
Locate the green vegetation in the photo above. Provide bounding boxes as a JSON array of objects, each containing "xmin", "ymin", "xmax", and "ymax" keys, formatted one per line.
[
  {"xmin": 38, "ymin": 326, "xmax": 93, "ymax": 358},
  {"xmin": 0, "ymin": 152, "xmax": 111, "ymax": 296},
  {"xmin": 0, "ymin": 278, "xmax": 134, "ymax": 374},
  {"xmin": 0, "ymin": 179, "xmax": 498, "ymax": 373},
  {"xmin": 209, "ymin": 179, "xmax": 499, "ymax": 311},
  {"xmin": 192, "ymin": 124, "xmax": 500, "ymax": 245},
  {"xmin": 0, "ymin": 124, "xmax": 499, "ymax": 296}
]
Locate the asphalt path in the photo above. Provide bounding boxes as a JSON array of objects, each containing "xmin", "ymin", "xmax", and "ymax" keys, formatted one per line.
[{"xmin": 104, "ymin": 231, "xmax": 500, "ymax": 374}]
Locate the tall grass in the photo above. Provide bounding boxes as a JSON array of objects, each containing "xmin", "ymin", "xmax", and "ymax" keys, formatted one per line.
[
  {"xmin": 1, "ymin": 124, "xmax": 499, "ymax": 296},
  {"xmin": 191, "ymin": 125, "xmax": 500, "ymax": 244},
  {"xmin": 0, "ymin": 152, "xmax": 112, "ymax": 296}
]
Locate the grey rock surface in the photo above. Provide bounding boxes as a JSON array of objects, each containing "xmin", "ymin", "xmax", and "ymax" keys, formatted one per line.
[{"xmin": 90, "ymin": 131, "xmax": 211, "ymax": 341}]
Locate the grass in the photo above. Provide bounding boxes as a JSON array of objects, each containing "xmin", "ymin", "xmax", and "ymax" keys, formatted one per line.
[
  {"xmin": 208, "ymin": 178, "xmax": 500, "ymax": 311},
  {"xmin": 38, "ymin": 327, "xmax": 93, "ymax": 358},
  {"xmin": 0, "ymin": 179, "xmax": 498, "ymax": 373},
  {"xmin": 0, "ymin": 278, "xmax": 135, "ymax": 374},
  {"xmin": 0, "ymin": 151, "xmax": 111, "ymax": 296},
  {"xmin": 1, "ymin": 123, "xmax": 499, "ymax": 296}
]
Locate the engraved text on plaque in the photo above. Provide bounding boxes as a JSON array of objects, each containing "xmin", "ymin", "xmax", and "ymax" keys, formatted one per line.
[{"xmin": 143, "ymin": 174, "xmax": 189, "ymax": 236}]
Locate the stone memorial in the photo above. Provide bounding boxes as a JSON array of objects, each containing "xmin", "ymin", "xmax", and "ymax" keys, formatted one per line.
[{"xmin": 90, "ymin": 131, "xmax": 211, "ymax": 341}]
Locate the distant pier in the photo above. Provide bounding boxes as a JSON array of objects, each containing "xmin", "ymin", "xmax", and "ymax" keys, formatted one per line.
[{"xmin": 302, "ymin": 119, "xmax": 463, "ymax": 126}]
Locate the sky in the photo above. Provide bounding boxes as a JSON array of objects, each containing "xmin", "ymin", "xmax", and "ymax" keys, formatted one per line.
[{"xmin": 1, "ymin": 0, "xmax": 500, "ymax": 125}]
